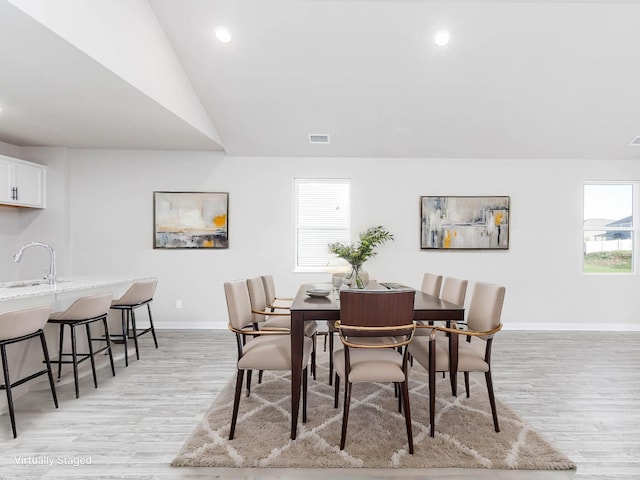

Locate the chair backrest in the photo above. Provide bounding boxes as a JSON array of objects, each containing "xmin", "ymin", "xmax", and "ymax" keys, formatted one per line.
[
  {"xmin": 224, "ymin": 280, "xmax": 254, "ymax": 330},
  {"xmin": 0, "ymin": 305, "xmax": 52, "ymax": 340},
  {"xmin": 247, "ymin": 277, "xmax": 270, "ymax": 323},
  {"xmin": 440, "ymin": 277, "xmax": 468, "ymax": 306},
  {"xmin": 421, "ymin": 273, "xmax": 443, "ymax": 297},
  {"xmin": 113, "ymin": 279, "xmax": 157, "ymax": 306},
  {"xmin": 260, "ymin": 275, "xmax": 277, "ymax": 305},
  {"xmin": 53, "ymin": 293, "xmax": 113, "ymax": 321},
  {"xmin": 466, "ymin": 282, "xmax": 506, "ymax": 332},
  {"xmin": 339, "ymin": 289, "xmax": 415, "ymax": 338}
]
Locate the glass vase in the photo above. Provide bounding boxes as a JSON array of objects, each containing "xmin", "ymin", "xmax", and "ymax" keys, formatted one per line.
[{"xmin": 346, "ymin": 264, "xmax": 368, "ymax": 289}]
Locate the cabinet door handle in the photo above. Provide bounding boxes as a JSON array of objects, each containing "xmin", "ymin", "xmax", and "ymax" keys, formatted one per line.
[{"xmin": 11, "ymin": 186, "xmax": 17, "ymax": 200}]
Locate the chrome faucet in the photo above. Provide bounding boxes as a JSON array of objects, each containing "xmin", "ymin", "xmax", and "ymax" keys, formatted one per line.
[{"xmin": 14, "ymin": 242, "xmax": 57, "ymax": 284}]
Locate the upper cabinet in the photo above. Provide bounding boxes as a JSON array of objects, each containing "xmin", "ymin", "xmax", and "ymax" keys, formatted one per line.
[{"xmin": 0, "ymin": 155, "xmax": 47, "ymax": 208}]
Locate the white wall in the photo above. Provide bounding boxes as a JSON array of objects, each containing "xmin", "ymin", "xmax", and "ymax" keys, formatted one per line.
[{"xmin": 3, "ymin": 148, "xmax": 639, "ymax": 330}]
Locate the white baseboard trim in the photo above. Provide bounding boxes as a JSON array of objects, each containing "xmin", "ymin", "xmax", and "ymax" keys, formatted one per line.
[
  {"xmin": 504, "ymin": 323, "xmax": 640, "ymax": 332},
  {"xmin": 155, "ymin": 321, "xmax": 225, "ymax": 330}
]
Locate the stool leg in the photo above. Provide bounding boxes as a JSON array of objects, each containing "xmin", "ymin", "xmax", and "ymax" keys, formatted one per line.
[
  {"xmin": 102, "ymin": 317, "xmax": 116, "ymax": 377},
  {"xmin": 39, "ymin": 331, "xmax": 58, "ymax": 409},
  {"xmin": 1, "ymin": 344, "xmax": 17, "ymax": 438},
  {"xmin": 130, "ymin": 309, "xmax": 140, "ymax": 361},
  {"xmin": 147, "ymin": 304, "xmax": 158, "ymax": 348},
  {"xmin": 85, "ymin": 323, "xmax": 98, "ymax": 389},
  {"xmin": 70, "ymin": 325, "xmax": 80, "ymax": 398},
  {"xmin": 121, "ymin": 310, "xmax": 128, "ymax": 367},
  {"xmin": 57, "ymin": 324, "xmax": 65, "ymax": 380}
]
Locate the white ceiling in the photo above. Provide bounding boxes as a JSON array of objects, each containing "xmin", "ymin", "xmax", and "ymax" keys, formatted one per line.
[{"xmin": 1, "ymin": 0, "xmax": 639, "ymax": 159}]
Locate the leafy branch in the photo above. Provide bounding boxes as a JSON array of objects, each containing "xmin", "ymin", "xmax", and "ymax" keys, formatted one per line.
[{"xmin": 328, "ymin": 226, "xmax": 394, "ymax": 266}]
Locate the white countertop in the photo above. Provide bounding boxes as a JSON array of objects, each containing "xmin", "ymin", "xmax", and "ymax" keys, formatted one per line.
[{"xmin": 0, "ymin": 275, "xmax": 151, "ymax": 301}]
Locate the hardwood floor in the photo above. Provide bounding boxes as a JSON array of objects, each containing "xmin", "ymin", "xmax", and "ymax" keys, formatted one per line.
[{"xmin": 0, "ymin": 329, "xmax": 638, "ymax": 479}]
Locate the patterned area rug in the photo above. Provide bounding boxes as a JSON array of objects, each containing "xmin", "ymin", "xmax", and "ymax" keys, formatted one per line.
[{"xmin": 172, "ymin": 356, "xmax": 576, "ymax": 469}]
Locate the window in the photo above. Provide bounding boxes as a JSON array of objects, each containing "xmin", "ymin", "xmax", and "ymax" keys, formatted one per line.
[
  {"xmin": 294, "ymin": 178, "xmax": 350, "ymax": 272},
  {"xmin": 583, "ymin": 183, "xmax": 634, "ymax": 273}
]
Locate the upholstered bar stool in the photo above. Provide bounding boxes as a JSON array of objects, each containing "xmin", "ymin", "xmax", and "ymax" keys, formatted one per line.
[
  {"xmin": 48, "ymin": 293, "xmax": 115, "ymax": 398},
  {"xmin": 109, "ymin": 279, "xmax": 158, "ymax": 366},
  {"xmin": 0, "ymin": 305, "xmax": 57, "ymax": 438}
]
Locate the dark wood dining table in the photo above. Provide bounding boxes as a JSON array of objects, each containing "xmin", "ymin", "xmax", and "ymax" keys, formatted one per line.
[{"xmin": 288, "ymin": 281, "xmax": 465, "ymax": 440}]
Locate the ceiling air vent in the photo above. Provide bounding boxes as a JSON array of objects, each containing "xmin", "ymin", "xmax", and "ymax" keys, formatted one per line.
[
  {"xmin": 308, "ymin": 134, "xmax": 330, "ymax": 144},
  {"xmin": 630, "ymin": 136, "xmax": 640, "ymax": 146}
]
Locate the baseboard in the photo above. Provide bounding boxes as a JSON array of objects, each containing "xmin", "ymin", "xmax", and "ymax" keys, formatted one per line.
[{"xmin": 504, "ymin": 323, "xmax": 640, "ymax": 332}]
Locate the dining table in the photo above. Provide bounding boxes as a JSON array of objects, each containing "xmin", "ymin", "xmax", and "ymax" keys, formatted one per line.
[{"xmin": 288, "ymin": 281, "xmax": 465, "ymax": 440}]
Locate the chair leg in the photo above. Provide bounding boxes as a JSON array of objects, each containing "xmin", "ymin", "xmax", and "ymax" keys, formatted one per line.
[
  {"xmin": 401, "ymin": 379, "xmax": 414, "ymax": 454},
  {"xmin": 334, "ymin": 373, "xmax": 340, "ymax": 408},
  {"xmin": 147, "ymin": 304, "xmax": 158, "ymax": 348},
  {"xmin": 57, "ymin": 324, "xmax": 64, "ymax": 379},
  {"xmin": 1, "ymin": 344, "xmax": 17, "ymax": 438},
  {"xmin": 464, "ymin": 372, "xmax": 470, "ymax": 398},
  {"xmin": 85, "ymin": 323, "xmax": 98, "ymax": 389},
  {"xmin": 428, "ymin": 338, "xmax": 436, "ymax": 438},
  {"xmin": 39, "ymin": 331, "xmax": 58, "ymax": 409},
  {"xmin": 258, "ymin": 370, "xmax": 263, "ymax": 384},
  {"xmin": 339, "ymin": 381, "xmax": 352, "ymax": 450},
  {"xmin": 229, "ymin": 369, "xmax": 244, "ymax": 440},
  {"xmin": 121, "ymin": 310, "xmax": 129, "ymax": 367},
  {"xmin": 302, "ymin": 366, "xmax": 308, "ymax": 423},
  {"xmin": 130, "ymin": 309, "xmax": 140, "ymax": 360},
  {"xmin": 246, "ymin": 370, "xmax": 252, "ymax": 397},
  {"xmin": 328, "ymin": 332, "xmax": 334, "ymax": 385},
  {"xmin": 102, "ymin": 317, "xmax": 116, "ymax": 377},
  {"xmin": 485, "ymin": 371, "xmax": 500, "ymax": 432},
  {"xmin": 311, "ymin": 333, "xmax": 317, "ymax": 380},
  {"xmin": 70, "ymin": 325, "xmax": 80, "ymax": 398}
]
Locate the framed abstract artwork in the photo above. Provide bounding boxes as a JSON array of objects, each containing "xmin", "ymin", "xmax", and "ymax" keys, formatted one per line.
[
  {"xmin": 153, "ymin": 191, "xmax": 229, "ymax": 249},
  {"xmin": 420, "ymin": 196, "xmax": 509, "ymax": 250}
]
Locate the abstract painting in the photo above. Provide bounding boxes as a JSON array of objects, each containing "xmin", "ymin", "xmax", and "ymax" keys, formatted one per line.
[
  {"xmin": 420, "ymin": 196, "xmax": 509, "ymax": 250},
  {"xmin": 154, "ymin": 192, "xmax": 228, "ymax": 249}
]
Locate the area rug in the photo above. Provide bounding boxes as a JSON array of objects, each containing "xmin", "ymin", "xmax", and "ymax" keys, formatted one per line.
[{"xmin": 172, "ymin": 357, "xmax": 576, "ymax": 470}]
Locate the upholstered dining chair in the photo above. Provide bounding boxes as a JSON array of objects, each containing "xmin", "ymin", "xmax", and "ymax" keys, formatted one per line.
[
  {"xmin": 260, "ymin": 275, "xmax": 293, "ymax": 311},
  {"xmin": 224, "ymin": 279, "xmax": 313, "ymax": 440},
  {"xmin": 0, "ymin": 305, "xmax": 57, "ymax": 438},
  {"xmin": 421, "ymin": 273, "xmax": 443, "ymax": 297},
  {"xmin": 109, "ymin": 279, "xmax": 158, "ymax": 367},
  {"xmin": 439, "ymin": 276, "xmax": 468, "ymax": 306},
  {"xmin": 408, "ymin": 282, "xmax": 506, "ymax": 437},
  {"xmin": 247, "ymin": 277, "xmax": 318, "ymax": 381},
  {"xmin": 333, "ymin": 289, "xmax": 416, "ymax": 453}
]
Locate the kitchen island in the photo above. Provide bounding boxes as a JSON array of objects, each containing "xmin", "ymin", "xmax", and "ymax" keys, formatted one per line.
[{"xmin": 0, "ymin": 276, "xmax": 153, "ymax": 413}]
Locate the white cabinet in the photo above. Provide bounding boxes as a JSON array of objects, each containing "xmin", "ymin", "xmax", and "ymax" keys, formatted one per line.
[{"xmin": 0, "ymin": 155, "xmax": 46, "ymax": 208}]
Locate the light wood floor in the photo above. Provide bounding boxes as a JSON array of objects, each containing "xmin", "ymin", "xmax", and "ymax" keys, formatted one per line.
[{"xmin": 0, "ymin": 329, "xmax": 638, "ymax": 479}]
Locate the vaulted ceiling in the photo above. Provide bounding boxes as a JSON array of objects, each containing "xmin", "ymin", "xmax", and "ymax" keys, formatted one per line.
[{"xmin": 0, "ymin": 0, "xmax": 639, "ymax": 159}]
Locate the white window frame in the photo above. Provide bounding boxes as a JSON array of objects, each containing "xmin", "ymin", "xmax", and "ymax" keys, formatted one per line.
[
  {"xmin": 293, "ymin": 178, "xmax": 351, "ymax": 272},
  {"xmin": 583, "ymin": 181, "xmax": 636, "ymax": 275}
]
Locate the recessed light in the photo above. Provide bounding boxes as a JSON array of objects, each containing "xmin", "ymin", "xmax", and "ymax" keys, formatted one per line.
[
  {"xmin": 215, "ymin": 27, "xmax": 232, "ymax": 44},
  {"xmin": 434, "ymin": 29, "xmax": 451, "ymax": 47},
  {"xmin": 631, "ymin": 136, "xmax": 640, "ymax": 146}
]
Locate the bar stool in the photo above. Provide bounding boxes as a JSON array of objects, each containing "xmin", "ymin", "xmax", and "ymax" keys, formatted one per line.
[
  {"xmin": 109, "ymin": 279, "xmax": 158, "ymax": 366},
  {"xmin": 48, "ymin": 293, "xmax": 115, "ymax": 398},
  {"xmin": 0, "ymin": 305, "xmax": 58, "ymax": 438}
]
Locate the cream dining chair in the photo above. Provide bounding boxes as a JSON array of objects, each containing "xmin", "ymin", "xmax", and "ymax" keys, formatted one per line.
[
  {"xmin": 333, "ymin": 289, "xmax": 417, "ymax": 453},
  {"xmin": 409, "ymin": 282, "xmax": 506, "ymax": 437},
  {"xmin": 224, "ymin": 279, "xmax": 313, "ymax": 440},
  {"xmin": 421, "ymin": 273, "xmax": 443, "ymax": 296},
  {"xmin": 247, "ymin": 277, "xmax": 318, "ymax": 381}
]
